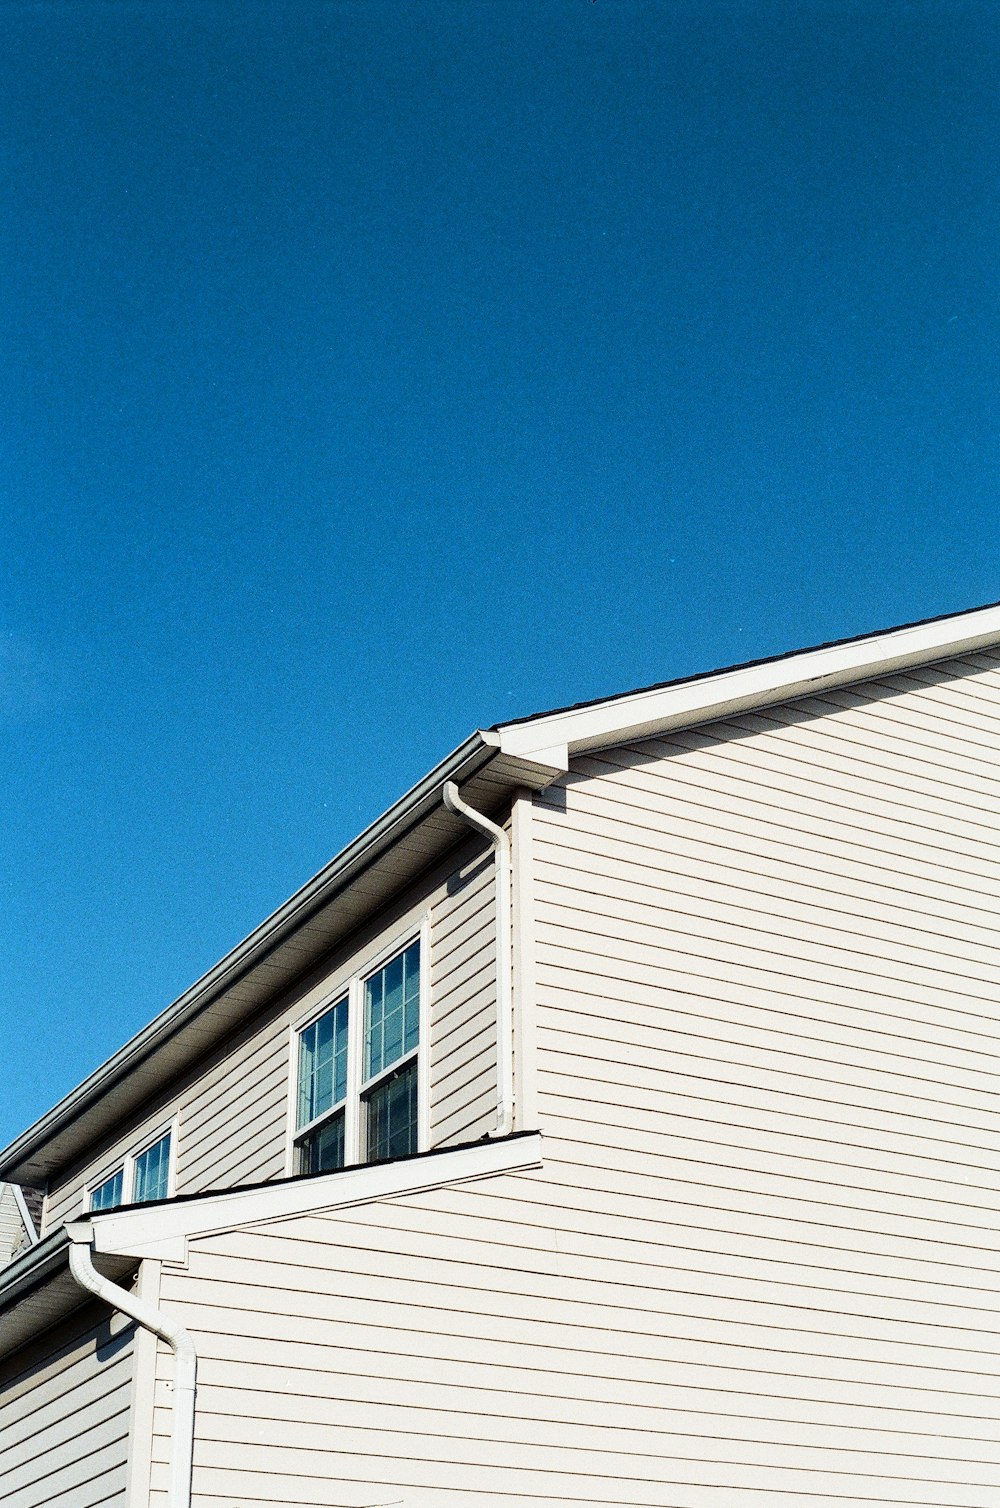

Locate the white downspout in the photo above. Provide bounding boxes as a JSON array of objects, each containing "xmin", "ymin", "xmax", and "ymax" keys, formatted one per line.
[
  {"xmin": 67, "ymin": 1223, "xmax": 197, "ymax": 1508},
  {"xmin": 443, "ymin": 781, "xmax": 514, "ymax": 1137}
]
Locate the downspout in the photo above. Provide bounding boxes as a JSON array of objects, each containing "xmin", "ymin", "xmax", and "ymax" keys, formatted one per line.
[
  {"xmin": 67, "ymin": 1223, "xmax": 197, "ymax": 1508},
  {"xmin": 443, "ymin": 781, "xmax": 514, "ymax": 1137}
]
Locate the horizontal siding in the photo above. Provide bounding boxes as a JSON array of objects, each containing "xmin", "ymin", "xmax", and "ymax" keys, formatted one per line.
[
  {"xmin": 521, "ymin": 647, "xmax": 1000, "ymax": 1504},
  {"xmin": 44, "ymin": 837, "xmax": 497, "ymax": 1232},
  {"xmin": 0, "ymin": 1301, "xmax": 133, "ymax": 1508},
  {"xmin": 0, "ymin": 1185, "xmax": 27, "ymax": 1266},
  {"xmin": 144, "ymin": 1148, "xmax": 1000, "ymax": 1508},
  {"xmin": 431, "ymin": 848, "xmax": 497, "ymax": 1146}
]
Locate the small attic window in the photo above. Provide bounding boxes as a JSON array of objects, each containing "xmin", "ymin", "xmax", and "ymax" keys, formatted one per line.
[{"xmin": 86, "ymin": 1126, "xmax": 174, "ymax": 1212}]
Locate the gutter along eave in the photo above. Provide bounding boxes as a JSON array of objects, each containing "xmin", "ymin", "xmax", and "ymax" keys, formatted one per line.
[{"xmin": 1, "ymin": 733, "xmax": 562, "ymax": 1189}]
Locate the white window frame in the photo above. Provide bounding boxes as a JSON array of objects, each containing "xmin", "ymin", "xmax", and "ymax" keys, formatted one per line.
[
  {"xmin": 85, "ymin": 1119, "xmax": 177, "ymax": 1214},
  {"xmin": 287, "ymin": 914, "xmax": 431, "ymax": 1176}
]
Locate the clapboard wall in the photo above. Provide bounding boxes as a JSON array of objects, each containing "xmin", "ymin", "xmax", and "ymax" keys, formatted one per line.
[{"xmin": 0, "ymin": 1301, "xmax": 134, "ymax": 1508}]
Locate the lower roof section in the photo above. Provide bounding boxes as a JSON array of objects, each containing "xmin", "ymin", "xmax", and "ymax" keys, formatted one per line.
[
  {"xmin": 0, "ymin": 1228, "xmax": 136, "ymax": 1363},
  {"xmin": 0, "ymin": 1132, "xmax": 543, "ymax": 1362}
]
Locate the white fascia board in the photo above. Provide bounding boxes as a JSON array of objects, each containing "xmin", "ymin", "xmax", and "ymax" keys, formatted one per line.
[
  {"xmin": 495, "ymin": 604, "xmax": 1000, "ymax": 761},
  {"xmin": 73, "ymin": 1132, "xmax": 543, "ymax": 1263}
]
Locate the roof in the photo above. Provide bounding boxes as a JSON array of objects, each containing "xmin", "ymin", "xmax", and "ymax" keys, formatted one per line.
[
  {"xmin": 491, "ymin": 598, "xmax": 1000, "ymax": 765},
  {"xmin": 5, "ymin": 596, "xmax": 1000, "ymax": 1190},
  {"xmin": 0, "ymin": 1133, "xmax": 542, "ymax": 1364}
]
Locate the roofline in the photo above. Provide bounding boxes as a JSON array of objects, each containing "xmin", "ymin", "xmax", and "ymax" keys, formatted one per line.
[
  {"xmin": 75, "ymin": 1130, "xmax": 543, "ymax": 1263},
  {"xmin": 0, "ymin": 730, "xmax": 499, "ymax": 1182},
  {"xmin": 496, "ymin": 597, "xmax": 1000, "ymax": 731},
  {"xmin": 0, "ymin": 1227, "xmax": 70, "ymax": 1315},
  {"xmin": 0, "ymin": 1134, "xmax": 543, "ymax": 1360},
  {"xmin": 494, "ymin": 599, "xmax": 1000, "ymax": 762}
]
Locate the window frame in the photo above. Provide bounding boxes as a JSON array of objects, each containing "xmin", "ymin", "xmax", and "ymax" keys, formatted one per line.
[
  {"xmin": 287, "ymin": 914, "xmax": 431, "ymax": 1175},
  {"xmin": 85, "ymin": 1119, "xmax": 177, "ymax": 1214}
]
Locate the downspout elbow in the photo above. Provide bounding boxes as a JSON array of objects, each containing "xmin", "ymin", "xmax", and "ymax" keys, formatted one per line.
[
  {"xmin": 67, "ymin": 1224, "xmax": 197, "ymax": 1508},
  {"xmin": 443, "ymin": 781, "xmax": 514, "ymax": 1137}
]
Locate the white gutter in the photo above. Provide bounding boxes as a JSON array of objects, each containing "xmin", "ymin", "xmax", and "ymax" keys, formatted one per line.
[
  {"xmin": 67, "ymin": 1223, "xmax": 197, "ymax": 1508},
  {"xmin": 443, "ymin": 782, "xmax": 514, "ymax": 1136}
]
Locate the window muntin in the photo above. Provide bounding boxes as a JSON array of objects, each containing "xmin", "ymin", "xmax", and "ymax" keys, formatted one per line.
[
  {"xmin": 298, "ymin": 997, "xmax": 349, "ymax": 1127},
  {"xmin": 293, "ymin": 934, "xmax": 423, "ymax": 1175},
  {"xmin": 365, "ymin": 1057, "xmax": 418, "ymax": 1162},
  {"xmin": 364, "ymin": 941, "xmax": 420, "ymax": 1081},
  {"xmin": 90, "ymin": 1168, "xmax": 124, "ymax": 1212},
  {"xmin": 133, "ymin": 1131, "xmax": 172, "ymax": 1203},
  {"xmin": 87, "ymin": 1128, "xmax": 173, "ymax": 1213}
]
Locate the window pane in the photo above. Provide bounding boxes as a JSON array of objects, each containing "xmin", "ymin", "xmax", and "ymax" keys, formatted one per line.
[
  {"xmin": 133, "ymin": 1133, "xmax": 171, "ymax": 1203},
  {"xmin": 298, "ymin": 997, "xmax": 348, "ymax": 1127},
  {"xmin": 364, "ymin": 942, "xmax": 420, "ymax": 1080},
  {"xmin": 90, "ymin": 1169, "xmax": 124, "ymax": 1212},
  {"xmin": 365, "ymin": 1059, "xmax": 418, "ymax": 1162},
  {"xmin": 298, "ymin": 1109, "xmax": 345, "ymax": 1174}
]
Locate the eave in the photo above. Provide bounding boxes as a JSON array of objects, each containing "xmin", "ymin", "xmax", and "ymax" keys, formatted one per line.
[
  {"xmin": 0, "ymin": 1228, "xmax": 135, "ymax": 1362},
  {"xmin": 0, "ymin": 735, "xmax": 561, "ymax": 1188}
]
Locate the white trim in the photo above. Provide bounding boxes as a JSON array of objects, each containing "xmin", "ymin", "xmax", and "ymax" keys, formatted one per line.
[
  {"xmin": 85, "ymin": 1119, "xmax": 177, "ymax": 1213},
  {"xmin": 417, "ymin": 912, "xmax": 431, "ymax": 1153},
  {"xmin": 124, "ymin": 1256, "xmax": 161, "ymax": 1508},
  {"xmin": 511, "ymin": 791, "xmax": 539, "ymax": 1131},
  {"xmin": 10, "ymin": 1183, "xmax": 38, "ymax": 1245},
  {"xmin": 495, "ymin": 603, "xmax": 1000, "ymax": 761},
  {"xmin": 344, "ymin": 973, "xmax": 363, "ymax": 1165},
  {"xmin": 85, "ymin": 1131, "xmax": 543, "ymax": 1262}
]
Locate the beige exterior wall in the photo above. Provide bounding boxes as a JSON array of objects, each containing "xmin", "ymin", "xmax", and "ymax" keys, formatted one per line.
[
  {"xmin": 0, "ymin": 1301, "xmax": 134, "ymax": 1508},
  {"xmin": 135, "ymin": 647, "xmax": 1000, "ymax": 1507},
  {"xmin": 24, "ymin": 646, "xmax": 1000, "ymax": 1507},
  {"xmin": 43, "ymin": 836, "xmax": 497, "ymax": 1233},
  {"xmin": 529, "ymin": 647, "xmax": 1000, "ymax": 1505}
]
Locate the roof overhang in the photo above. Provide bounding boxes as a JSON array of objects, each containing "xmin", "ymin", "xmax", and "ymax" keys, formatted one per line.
[
  {"xmin": 0, "ymin": 735, "xmax": 562, "ymax": 1188},
  {"xmin": 74, "ymin": 1130, "xmax": 543, "ymax": 1264},
  {"xmin": 493, "ymin": 600, "xmax": 1000, "ymax": 764},
  {"xmin": 0, "ymin": 1228, "xmax": 136, "ymax": 1362},
  {"xmin": 0, "ymin": 1133, "xmax": 543, "ymax": 1363}
]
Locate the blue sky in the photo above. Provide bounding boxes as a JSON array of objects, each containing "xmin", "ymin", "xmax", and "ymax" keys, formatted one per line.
[{"xmin": 3, "ymin": 0, "xmax": 1000, "ymax": 1145}]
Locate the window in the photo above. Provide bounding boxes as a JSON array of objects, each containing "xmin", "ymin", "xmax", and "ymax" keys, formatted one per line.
[
  {"xmin": 89, "ymin": 1168, "xmax": 124, "ymax": 1212},
  {"xmin": 87, "ymin": 1128, "xmax": 174, "ymax": 1212},
  {"xmin": 293, "ymin": 934, "xmax": 425, "ymax": 1175}
]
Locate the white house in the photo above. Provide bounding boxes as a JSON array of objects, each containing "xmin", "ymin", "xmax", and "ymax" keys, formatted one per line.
[{"xmin": 4, "ymin": 600, "xmax": 1000, "ymax": 1507}]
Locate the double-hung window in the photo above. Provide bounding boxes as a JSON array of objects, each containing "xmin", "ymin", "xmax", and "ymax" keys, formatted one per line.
[
  {"xmin": 293, "ymin": 934, "xmax": 424, "ymax": 1175},
  {"xmin": 88, "ymin": 1127, "xmax": 174, "ymax": 1212}
]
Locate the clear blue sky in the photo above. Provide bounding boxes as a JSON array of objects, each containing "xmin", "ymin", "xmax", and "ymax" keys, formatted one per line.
[{"xmin": 3, "ymin": 0, "xmax": 1000, "ymax": 1146}]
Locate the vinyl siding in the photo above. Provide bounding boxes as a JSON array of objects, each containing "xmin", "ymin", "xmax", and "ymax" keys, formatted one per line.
[
  {"xmin": 42, "ymin": 837, "xmax": 497, "ymax": 1233},
  {"xmin": 0, "ymin": 1185, "xmax": 28, "ymax": 1266},
  {"xmin": 143, "ymin": 1131, "xmax": 1000, "ymax": 1506},
  {"xmin": 0, "ymin": 1301, "xmax": 134, "ymax": 1508},
  {"xmin": 526, "ymin": 647, "xmax": 1000, "ymax": 1506}
]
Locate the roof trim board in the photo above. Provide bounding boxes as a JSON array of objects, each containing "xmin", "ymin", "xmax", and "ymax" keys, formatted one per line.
[
  {"xmin": 0, "ymin": 1134, "xmax": 543, "ymax": 1360},
  {"xmin": 494, "ymin": 600, "xmax": 1000, "ymax": 760},
  {"xmin": 74, "ymin": 1130, "xmax": 544, "ymax": 1262}
]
